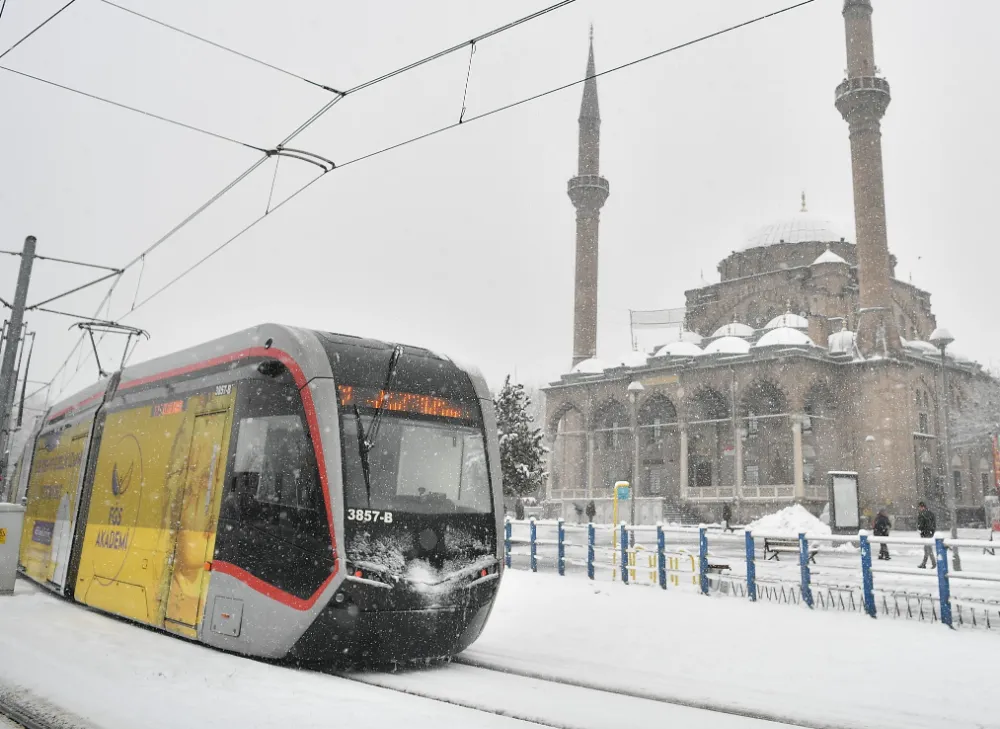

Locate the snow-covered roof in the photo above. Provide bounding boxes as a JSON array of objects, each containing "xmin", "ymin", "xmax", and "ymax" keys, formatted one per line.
[
  {"xmin": 614, "ymin": 351, "xmax": 649, "ymax": 368},
  {"xmin": 828, "ymin": 329, "xmax": 856, "ymax": 355},
  {"xmin": 571, "ymin": 358, "xmax": 607, "ymax": 374},
  {"xmin": 739, "ymin": 213, "xmax": 851, "ymax": 252},
  {"xmin": 654, "ymin": 341, "xmax": 703, "ymax": 358},
  {"xmin": 812, "ymin": 247, "xmax": 848, "ymax": 266},
  {"xmin": 764, "ymin": 312, "xmax": 809, "ymax": 330},
  {"xmin": 903, "ymin": 339, "xmax": 939, "ymax": 355},
  {"xmin": 755, "ymin": 327, "xmax": 816, "ymax": 348},
  {"xmin": 711, "ymin": 321, "xmax": 754, "ymax": 338},
  {"xmin": 704, "ymin": 336, "xmax": 751, "ymax": 355},
  {"xmin": 679, "ymin": 330, "xmax": 703, "ymax": 345}
]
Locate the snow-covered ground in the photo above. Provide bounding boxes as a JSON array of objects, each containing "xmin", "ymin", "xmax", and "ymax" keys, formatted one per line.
[
  {"xmin": 0, "ymin": 569, "xmax": 996, "ymax": 729},
  {"xmin": 469, "ymin": 570, "xmax": 998, "ymax": 729}
]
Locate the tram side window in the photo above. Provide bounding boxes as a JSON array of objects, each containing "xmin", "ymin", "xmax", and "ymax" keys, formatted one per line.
[{"xmin": 227, "ymin": 410, "xmax": 329, "ymax": 557}]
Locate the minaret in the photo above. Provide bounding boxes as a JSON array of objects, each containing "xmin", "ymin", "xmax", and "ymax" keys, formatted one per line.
[
  {"xmin": 835, "ymin": 0, "xmax": 900, "ymax": 355},
  {"xmin": 568, "ymin": 27, "xmax": 610, "ymax": 366}
]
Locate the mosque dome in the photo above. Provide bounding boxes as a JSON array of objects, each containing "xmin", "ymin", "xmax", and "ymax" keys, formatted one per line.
[
  {"xmin": 739, "ymin": 213, "xmax": 851, "ymax": 252},
  {"xmin": 764, "ymin": 312, "xmax": 809, "ymax": 330},
  {"xmin": 711, "ymin": 321, "xmax": 755, "ymax": 338},
  {"xmin": 571, "ymin": 358, "xmax": 607, "ymax": 374},
  {"xmin": 755, "ymin": 327, "xmax": 815, "ymax": 348},
  {"xmin": 704, "ymin": 336, "xmax": 751, "ymax": 355},
  {"xmin": 654, "ymin": 341, "xmax": 703, "ymax": 358},
  {"xmin": 828, "ymin": 328, "xmax": 857, "ymax": 355}
]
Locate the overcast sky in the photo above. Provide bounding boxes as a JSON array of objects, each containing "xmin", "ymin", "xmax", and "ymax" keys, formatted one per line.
[{"xmin": 1, "ymin": 0, "xmax": 998, "ymax": 410}]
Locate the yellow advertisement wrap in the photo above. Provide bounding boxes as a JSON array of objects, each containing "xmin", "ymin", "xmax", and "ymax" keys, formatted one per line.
[
  {"xmin": 75, "ymin": 386, "xmax": 235, "ymax": 638},
  {"xmin": 19, "ymin": 417, "xmax": 92, "ymax": 589}
]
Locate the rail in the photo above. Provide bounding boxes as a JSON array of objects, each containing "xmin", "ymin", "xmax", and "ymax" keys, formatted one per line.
[{"xmin": 504, "ymin": 517, "xmax": 1000, "ymax": 630}]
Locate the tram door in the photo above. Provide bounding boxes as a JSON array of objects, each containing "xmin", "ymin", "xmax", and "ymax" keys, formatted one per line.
[{"xmin": 165, "ymin": 410, "xmax": 229, "ymax": 632}]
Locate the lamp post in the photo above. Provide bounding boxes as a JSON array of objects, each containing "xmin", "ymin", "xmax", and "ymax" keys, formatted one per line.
[
  {"xmin": 929, "ymin": 327, "xmax": 961, "ymax": 571},
  {"xmin": 627, "ymin": 380, "xmax": 644, "ymax": 526}
]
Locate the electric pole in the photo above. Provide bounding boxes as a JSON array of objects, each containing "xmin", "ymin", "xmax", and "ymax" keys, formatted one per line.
[{"xmin": 0, "ymin": 236, "xmax": 36, "ymax": 490}]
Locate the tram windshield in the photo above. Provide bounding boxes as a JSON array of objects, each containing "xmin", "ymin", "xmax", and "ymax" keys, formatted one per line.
[{"xmin": 341, "ymin": 411, "xmax": 492, "ymax": 514}]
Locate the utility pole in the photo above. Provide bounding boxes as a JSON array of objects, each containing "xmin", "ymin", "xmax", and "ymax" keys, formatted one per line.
[{"xmin": 0, "ymin": 236, "xmax": 36, "ymax": 491}]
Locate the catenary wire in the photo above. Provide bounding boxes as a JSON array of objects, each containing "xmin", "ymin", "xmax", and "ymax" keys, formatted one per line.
[
  {"xmin": 116, "ymin": 0, "xmax": 820, "ymax": 323},
  {"xmin": 29, "ymin": 0, "xmax": 577, "ymax": 393},
  {"xmin": 0, "ymin": 0, "xmax": 78, "ymax": 61},
  {"xmin": 30, "ymin": 0, "xmax": 805, "ymax": 397},
  {"xmin": 95, "ymin": 0, "xmax": 341, "ymax": 93},
  {"xmin": 0, "ymin": 65, "xmax": 267, "ymax": 151}
]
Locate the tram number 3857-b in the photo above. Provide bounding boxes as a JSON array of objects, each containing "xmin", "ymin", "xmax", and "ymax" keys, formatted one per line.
[{"xmin": 346, "ymin": 509, "xmax": 394, "ymax": 524}]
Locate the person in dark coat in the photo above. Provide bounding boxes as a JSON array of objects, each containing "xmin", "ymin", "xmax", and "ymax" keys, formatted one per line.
[
  {"xmin": 917, "ymin": 501, "xmax": 937, "ymax": 568},
  {"xmin": 585, "ymin": 500, "xmax": 597, "ymax": 523},
  {"xmin": 873, "ymin": 508, "xmax": 891, "ymax": 560},
  {"xmin": 514, "ymin": 498, "xmax": 525, "ymax": 521},
  {"xmin": 722, "ymin": 502, "xmax": 734, "ymax": 532}
]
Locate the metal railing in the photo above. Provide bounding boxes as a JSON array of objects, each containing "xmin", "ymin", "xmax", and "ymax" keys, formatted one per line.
[{"xmin": 504, "ymin": 517, "xmax": 1000, "ymax": 630}]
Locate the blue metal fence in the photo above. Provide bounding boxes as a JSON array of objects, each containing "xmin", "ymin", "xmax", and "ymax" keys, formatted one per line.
[{"xmin": 504, "ymin": 517, "xmax": 1000, "ymax": 631}]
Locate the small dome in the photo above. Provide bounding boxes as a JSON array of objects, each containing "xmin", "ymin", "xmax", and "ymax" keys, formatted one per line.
[
  {"xmin": 704, "ymin": 336, "xmax": 751, "ymax": 355},
  {"xmin": 711, "ymin": 321, "xmax": 754, "ymax": 338},
  {"xmin": 764, "ymin": 312, "xmax": 809, "ymax": 330},
  {"xmin": 614, "ymin": 351, "xmax": 649, "ymax": 368},
  {"xmin": 654, "ymin": 341, "xmax": 703, "ymax": 358},
  {"xmin": 812, "ymin": 247, "xmax": 848, "ymax": 266},
  {"xmin": 755, "ymin": 327, "xmax": 815, "ymax": 348},
  {"xmin": 740, "ymin": 213, "xmax": 851, "ymax": 252},
  {"xmin": 571, "ymin": 358, "xmax": 607, "ymax": 374},
  {"xmin": 828, "ymin": 329, "xmax": 856, "ymax": 355}
]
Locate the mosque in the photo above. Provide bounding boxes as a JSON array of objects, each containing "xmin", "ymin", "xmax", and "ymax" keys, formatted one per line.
[{"xmin": 542, "ymin": 0, "xmax": 1000, "ymax": 529}]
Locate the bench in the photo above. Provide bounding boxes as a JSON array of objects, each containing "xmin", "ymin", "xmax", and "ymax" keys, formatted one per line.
[{"xmin": 763, "ymin": 538, "xmax": 817, "ymax": 563}]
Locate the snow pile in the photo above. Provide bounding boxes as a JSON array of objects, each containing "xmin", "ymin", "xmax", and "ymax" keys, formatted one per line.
[
  {"xmin": 347, "ymin": 532, "xmax": 411, "ymax": 573},
  {"xmin": 747, "ymin": 504, "xmax": 831, "ymax": 536}
]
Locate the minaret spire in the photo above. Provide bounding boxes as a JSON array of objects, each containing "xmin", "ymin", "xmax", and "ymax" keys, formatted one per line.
[
  {"xmin": 835, "ymin": 0, "xmax": 899, "ymax": 355},
  {"xmin": 568, "ymin": 28, "xmax": 610, "ymax": 366}
]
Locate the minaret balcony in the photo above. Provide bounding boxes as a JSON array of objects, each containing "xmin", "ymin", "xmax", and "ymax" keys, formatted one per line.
[
  {"xmin": 835, "ymin": 75, "xmax": 891, "ymax": 120},
  {"xmin": 567, "ymin": 174, "xmax": 610, "ymax": 210}
]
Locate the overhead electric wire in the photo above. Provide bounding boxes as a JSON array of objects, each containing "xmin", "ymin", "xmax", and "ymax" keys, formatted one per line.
[
  {"xmin": 26, "ymin": 0, "xmax": 808, "ymax": 397},
  {"xmin": 118, "ymin": 0, "xmax": 819, "ymax": 321},
  {"xmin": 86, "ymin": 0, "xmax": 577, "ymax": 284},
  {"xmin": 0, "ymin": 64, "xmax": 267, "ymax": 151},
  {"xmin": 338, "ymin": 0, "xmax": 820, "ymax": 173},
  {"xmin": 96, "ymin": 0, "xmax": 341, "ymax": 94},
  {"xmin": 0, "ymin": 0, "xmax": 78, "ymax": 61}
]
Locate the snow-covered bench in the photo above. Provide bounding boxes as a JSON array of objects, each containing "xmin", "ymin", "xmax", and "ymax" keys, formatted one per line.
[{"xmin": 763, "ymin": 538, "xmax": 817, "ymax": 563}]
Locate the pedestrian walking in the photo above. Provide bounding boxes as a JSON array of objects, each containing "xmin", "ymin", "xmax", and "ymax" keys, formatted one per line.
[
  {"xmin": 585, "ymin": 500, "xmax": 597, "ymax": 523},
  {"xmin": 722, "ymin": 502, "xmax": 734, "ymax": 533},
  {"xmin": 873, "ymin": 508, "xmax": 891, "ymax": 560},
  {"xmin": 917, "ymin": 501, "xmax": 937, "ymax": 568}
]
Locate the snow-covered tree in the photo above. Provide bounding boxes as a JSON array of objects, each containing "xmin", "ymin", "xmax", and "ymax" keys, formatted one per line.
[{"xmin": 494, "ymin": 376, "xmax": 548, "ymax": 497}]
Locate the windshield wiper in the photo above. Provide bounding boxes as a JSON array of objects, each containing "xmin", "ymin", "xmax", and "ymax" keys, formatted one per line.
[
  {"xmin": 353, "ymin": 405, "xmax": 373, "ymax": 505},
  {"xmin": 364, "ymin": 344, "xmax": 403, "ymax": 453}
]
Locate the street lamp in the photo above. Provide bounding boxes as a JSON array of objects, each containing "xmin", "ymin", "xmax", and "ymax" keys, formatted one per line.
[
  {"xmin": 929, "ymin": 326, "xmax": 961, "ymax": 571},
  {"xmin": 627, "ymin": 380, "xmax": 644, "ymax": 526}
]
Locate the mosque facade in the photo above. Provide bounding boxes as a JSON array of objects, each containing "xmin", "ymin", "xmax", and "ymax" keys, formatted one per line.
[{"xmin": 543, "ymin": 1, "xmax": 1000, "ymax": 529}]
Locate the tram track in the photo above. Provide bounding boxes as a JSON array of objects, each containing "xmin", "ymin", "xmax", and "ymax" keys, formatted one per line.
[
  {"xmin": 332, "ymin": 657, "xmax": 829, "ymax": 729},
  {"xmin": 0, "ymin": 684, "xmax": 94, "ymax": 729}
]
